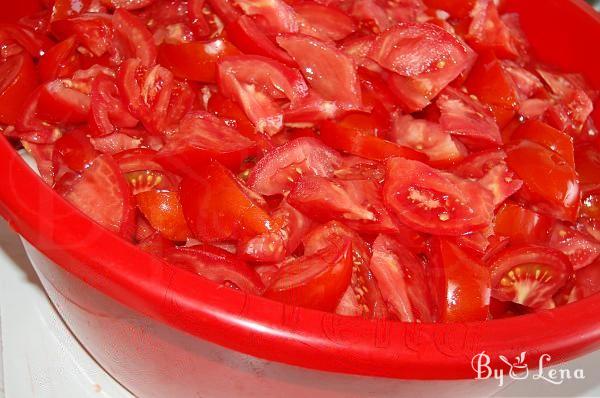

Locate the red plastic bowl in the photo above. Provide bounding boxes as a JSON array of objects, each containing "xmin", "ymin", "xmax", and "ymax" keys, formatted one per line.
[{"xmin": 1, "ymin": 1, "xmax": 600, "ymax": 396}]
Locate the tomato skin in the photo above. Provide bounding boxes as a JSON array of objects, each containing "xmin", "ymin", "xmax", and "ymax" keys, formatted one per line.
[
  {"xmin": 575, "ymin": 259, "xmax": 600, "ymax": 298},
  {"xmin": 466, "ymin": 0, "xmax": 518, "ymax": 59},
  {"xmin": 487, "ymin": 244, "xmax": 573, "ymax": 309},
  {"xmin": 510, "ymin": 120, "xmax": 575, "ymax": 166},
  {"xmin": 180, "ymin": 159, "xmax": 275, "ymax": 242},
  {"xmin": 574, "ymin": 142, "xmax": 600, "ymax": 192},
  {"xmin": 53, "ymin": 129, "xmax": 99, "ymax": 172},
  {"xmin": 506, "ymin": 140, "xmax": 580, "ymax": 222},
  {"xmin": 113, "ymin": 9, "xmax": 157, "ymax": 67},
  {"xmin": 383, "ymin": 157, "xmax": 494, "ymax": 236},
  {"xmin": 51, "ymin": 13, "xmax": 113, "ymax": 58},
  {"xmin": 294, "ymin": 2, "xmax": 356, "ymax": 42},
  {"xmin": 494, "ymin": 202, "xmax": 554, "ymax": 244},
  {"xmin": 136, "ymin": 190, "xmax": 192, "ymax": 242},
  {"xmin": 89, "ymin": 74, "xmax": 138, "ymax": 136},
  {"xmin": 165, "ymin": 245, "xmax": 265, "ymax": 294},
  {"xmin": 36, "ymin": 79, "xmax": 91, "ymax": 125},
  {"xmin": 0, "ymin": 53, "xmax": 38, "ymax": 125},
  {"xmin": 37, "ymin": 36, "xmax": 81, "ymax": 82},
  {"xmin": 157, "ymin": 39, "xmax": 240, "ymax": 83},
  {"xmin": 207, "ymin": 92, "xmax": 256, "ymax": 139},
  {"xmin": 429, "ymin": 238, "xmax": 491, "ymax": 322},
  {"xmin": 548, "ymin": 224, "xmax": 600, "ymax": 271},
  {"xmin": 264, "ymin": 242, "xmax": 353, "ymax": 312}
]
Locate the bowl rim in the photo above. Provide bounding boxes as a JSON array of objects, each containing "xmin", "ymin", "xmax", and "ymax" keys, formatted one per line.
[{"xmin": 1, "ymin": 0, "xmax": 600, "ymax": 382}]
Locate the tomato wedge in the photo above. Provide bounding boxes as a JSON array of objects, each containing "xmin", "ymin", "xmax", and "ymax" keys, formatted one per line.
[
  {"xmin": 232, "ymin": 0, "xmax": 297, "ymax": 33},
  {"xmin": 37, "ymin": 36, "xmax": 81, "ymax": 82},
  {"xmin": 466, "ymin": 0, "xmax": 518, "ymax": 59},
  {"xmin": 575, "ymin": 259, "xmax": 600, "ymax": 298},
  {"xmin": 488, "ymin": 245, "xmax": 572, "ymax": 309},
  {"xmin": 383, "ymin": 157, "xmax": 494, "ymax": 235},
  {"xmin": 369, "ymin": 234, "xmax": 434, "ymax": 322},
  {"xmin": 264, "ymin": 241, "xmax": 353, "ymax": 312},
  {"xmin": 164, "ymin": 245, "xmax": 264, "ymax": 294},
  {"xmin": 53, "ymin": 128, "xmax": 98, "ymax": 173},
  {"xmin": 180, "ymin": 159, "xmax": 275, "ymax": 241},
  {"xmin": 90, "ymin": 74, "xmax": 138, "ymax": 136},
  {"xmin": 136, "ymin": 190, "xmax": 192, "ymax": 242},
  {"xmin": 156, "ymin": 110, "xmax": 256, "ymax": 172},
  {"xmin": 158, "ymin": 39, "xmax": 240, "ymax": 83},
  {"xmin": 303, "ymin": 221, "xmax": 388, "ymax": 318},
  {"xmin": 51, "ymin": 13, "xmax": 113, "ymax": 58},
  {"xmin": 575, "ymin": 142, "xmax": 600, "ymax": 192},
  {"xmin": 112, "ymin": 9, "xmax": 157, "ymax": 67},
  {"xmin": 429, "ymin": 238, "xmax": 491, "ymax": 322},
  {"xmin": 247, "ymin": 137, "xmax": 342, "ymax": 195},
  {"xmin": 57, "ymin": 154, "xmax": 135, "ymax": 238},
  {"xmin": 294, "ymin": 2, "xmax": 356, "ymax": 42},
  {"xmin": 510, "ymin": 120, "xmax": 575, "ymax": 166},
  {"xmin": 494, "ymin": 202, "xmax": 554, "ymax": 244},
  {"xmin": 549, "ymin": 224, "xmax": 600, "ymax": 271},
  {"xmin": 0, "ymin": 53, "xmax": 37, "ymax": 125}
]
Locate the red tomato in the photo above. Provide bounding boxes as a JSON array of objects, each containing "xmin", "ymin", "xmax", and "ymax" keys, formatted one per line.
[
  {"xmin": 464, "ymin": 51, "xmax": 519, "ymax": 128},
  {"xmin": 466, "ymin": 0, "xmax": 518, "ymax": 59},
  {"xmin": 0, "ymin": 53, "xmax": 38, "ymax": 125},
  {"xmin": 0, "ymin": 23, "xmax": 52, "ymax": 59},
  {"xmin": 207, "ymin": 91, "xmax": 256, "ymax": 139},
  {"xmin": 506, "ymin": 140, "xmax": 580, "ymax": 222},
  {"xmin": 36, "ymin": 79, "xmax": 91, "ymax": 125},
  {"xmin": 112, "ymin": 9, "xmax": 157, "ymax": 67},
  {"xmin": 206, "ymin": 0, "xmax": 241, "ymax": 25},
  {"xmin": 180, "ymin": 159, "xmax": 275, "ymax": 241},
  {"xmin": 303, "ymin": 221, "xmax": 388, "ymax": 318},
  {"xmin": 124, "ymin": 169, "xmax": 177, "ymax": 195},
  {"xmin": 510, "ymin": 120, "xmax": 575, "ymax": 166},
  {"xmin": 164, "ymin": 245, "xmax": 264, "ymax": 293},
  {"xmin": 477, "ymin": 163, "xmax": 523, "ymax": 207},
  {"xmin": 102, "ymin": 0, "xmax": 156, "ymax": 11},
  {"xmin": 114, "ymin": 147, "xmax": 164, "ymax": 173},
  {"xmin": 51, "ymin": 14, "xmax": 113, "ymax": 58},
  {"xmin": 247, "ymin": 137, "xmax": 342, "ymax": 195},
  {"xmin": 422, "ymin": 0, "xmax": 473, "ymax": 18},
  {"xmin": 233, "ymin": 0, "xmax": 297, "ymax": 33},
  {"xmin": 369, "ymin": 234, "xmax": 435, "ymax": 322},
  {"xmin": 389, "ymin": 114, "xmax": 467, "ymax": 164},
  {"xmin": 575, "ymin": 259, "xmax": 600, "ymax": 298},
  {"xmin": 136, "ymin": 190, "xmax": 192, "ymax": 241},
  {"xmin": 156, "ymin": 110, "xmax": 256, "ymax": 172},
  {"xmin": 37, "ymin": 36, "xmax": 81, "ymax": 82},
  {"xmin": 57, "ymin": 154, "xmax": 135, "ymax": 238},
  {"xmin": 21, "ymin": 141, "xmax": 56, "ymax": 186},
  {"xmin": 89, "ymin": 74, "xmax": 138, "ymax": 136},
  {"xmin": 575, "ymin": 142, "xmax": 600, "ymax": 192},
  {"xmin": 157, "ymin": 39, "xmax": 240, "ymax": 83},
  {"xmin": 276, "ymin": 33, "xmax": 362, "ymax": 110},
  {"xmin": 383, "ymin": 157, "xmax": 494, "ymax": 235},
  {"xmin": 320, "ymin": 118, "xmax": 426, "ymax": 162},
  {"xmin": 548, "ymin": 224, "xmax": 600, "ymax": 271},
  {"xmin": 137, "ymin": 231, "xmax": 174, "ymax": 256},
  {"xmin": 436, "ymin": 86, "xmax": 502, "ymax": 148},
  {"xmin": 217, "ymin": 55, "xmax": 309, "ymax": 136},
  {"xmin": 494, "ymin": 202, "xmax": 554, "ymax": 244},
  {"xmin": 429, "ymin": 238, "xmax": 491, "ymax": 322},
  {"xmin": 89, "ymin": 130, "xmax": 144, "ymax": 154},
  {"xmin": 53, "ymin": 129, "xmax": 98, "ymax": 172},
  {"xmin": 487, "ymin": 245, "xmax": 573, "ymax": 309},
  {"xmin": 264, "ymin": 242, "xmax": 353, "ymax": 312},
  {"xmin": 238, "ymin": 200, "xmax": 312, "ymax": 263},
  {"xmin": 294, "ymin": 2, "xmax": 356, "ymax": 42}
]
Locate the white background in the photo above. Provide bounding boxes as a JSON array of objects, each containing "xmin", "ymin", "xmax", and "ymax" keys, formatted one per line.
[{"xmin": 0, "ymin": 218, "xmax": 599, "ymax": 397}]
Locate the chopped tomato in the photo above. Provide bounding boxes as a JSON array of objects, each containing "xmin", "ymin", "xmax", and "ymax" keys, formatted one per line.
[
  {"xmin": 494, "ymin": 202, "xmax": 554, "ymax": 244},
  {"xmin": 207, "ymin": 91, "xmax": 257, "ymax": 139},
  {"xmin": 21, "ymin": 141, "xmax": 56, "ymax": 186},
  {"xmin": 510, "ymin": 120, "xmax": 575, "ymax": 166},
  {"xmin": 0, "ymin": 53, "xmax": 38, "ymax": 125},
  {"xmin": 575, "ymin": 142, "xmax": 600, "ymax": 192},
  {"xmin": 487, "ymin": 244, "xmax": 573, "ymax": 309},
  {"xmin": 112, "ymin": 9, "xmax": 157, "ymax": 67},
  {"xmin": 369, "ymin": 234, "xmax": 435, "ymax": 322},
  {"xmin": 575, "ymin": 259, "xmax": 600, "ymax": 298},
  {"xmin": 180, "ymin": 159, "xmax": 275, "ymax": 241},
  {"xmin": 36, "ymin": 78, "xmax": 91, "ymax": 125},
  {"xmin": 264, "ymin": 242, "xmax": 353, "ymax": 312},
  {"xmin": 232, "ymin": 0, "xmax": 297, "ymax": 33},
  {"xmin": 37, "ymin": 36, "xmax": 81, "ymax": 82},
  {"xmin": 466, "ymin": 0, "xmax": 518, "ymax": 59},
  {"xmin": 57, "ymin": 154, "xmax": 135, "ymax": 238},
  {"xmin": 53, "ymin": 129, "xmax": 98, "ymax": 172},
  {"xmin": 506, "ymin": 140, "xmax": 580, "ymax": 222},
  {"xmin": 247, "ymin": 137, "xmax": 342, "ymax": 195},
  {"xmin": 549, "ymin": 224, "xmax": 600, "ymax": 271},
  {"xmin": 90, "ymin": 74, "xmax": 138, "ymax": 136},
  {"xmin": 383, "ymin": 157, "xmax": 494, "ymax": 235},
  {"xmin": 294, "ymin": 2, "xmax": 356, "ymax": 42},
  {"xmin": 51, "ymin": 14, "xmax": 113, "ymax": 58},
  {"xmin": 156, "ymin": 110, "xmax": 256, "ymax": 172},
  {"xmin": 429, "ymin": 238, "xmax": 490, "ymax": 322},
  {"xmin": 157, "ymin": 39, "xmax": 240, "ymax": 83},
  {"xmin": 422, "ymin": 0, "xmax": 473, "ymax": 18},
  {"xmin": 165, "ymin": 245, "xmax": 264, "ymax": 293},
  {"xmin": 136, "ymin": 190, "xmax": 192, "ymax": 241}
]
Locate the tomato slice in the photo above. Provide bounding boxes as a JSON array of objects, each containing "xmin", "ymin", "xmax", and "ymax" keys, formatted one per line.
[
  {"xmin": 136, "ymin": 190, "xmax": 192, "ymax": 242},
  {"xmin": 36, "ymin": 78, "xmax": 91, "ymax": 125},
  {"xmin": 506, "ymin": 140, "xmax": 580, "ymax": 222},
  {"xmin": 383, "ymin": 157, "xmax": 494, "ymax": 235},
  {"xmin": 217, "ymin": 54, "xmax": 309, "ymax": 136},
  {"xmin": 303, "ymin": 221, "xmax": 388, "ymax": 319},
  {"xmin": 57, "ymin": 154, "xmax": 135, "ymax": 238},
  {"xmin": 549, "ymin": 223, "xmax": 600, "ymax": 271},
  {"xmin": 51, "ymin": 13, "xmax": 113, "ymax": 58},
  {"xmin": 264, "ymin": 241, "xmax": 353, "ymax": 312},
  {"xmin": 112, "ymin": 9, "xmax": 157, "ymax": 67},
  {"xmin": 0, "ymin": 53, "xmax": 37, "ymax": 125},
  {"xmin": 247, "ymin": 137, "xmax": 342, "ymax": 195},
  {"xmin": 90, "ymin": 73, "xmax": 138, "ymax": 136},
  {"xmin": 429, "ymin": 238, "xmax": 490, "ymax": 322},
  {"xmin": 369, "ymin": 234, "xmax": 434, "ymax": 322},
  {"xmin": 320, "ymin": 118, "xmax": 426, "ymax": 162},
  {"xmin": 488, "ymin": 244, "xmax": 573, "ymax": 309},
  {"xmin": 466, "ymin": 0, "xmax": 518, "ymax": 59},
  {"xmin": 165, "ymin": 245, "xmax": 264, "ymax": 294},
  {"xmin": 157, "ymin": 39, "xmax": 240, "ymax": 83},
  {"xmin": 207, "ymin": 91, "xmax": 256, "ymax": 139},
  {"xmin": 89, "ymin": 130, "xmax": 145, "ymax": 154},
  {"xmin": 238, "ymin": 200, "xmax": 312, "ymax": 263},
  {"xmin": 333, "ymin": 155, "xmax": 385, "ymax": 181},
  {"xmin": 436, "ymin": 86, "xmax": 502, "ymax": 148},
  {"xmin": 232, "ymin": 0, "xmax": 297, "ymax": 33},
  {"xmin": 0, "ymin": 23, "xmax": 52, "ymax": 59},
  {"xmin": 53, "ymin": 129, "xmax": 99, "ymax": 173},
  {"xmin": 574, "ymin": 142, "xmax": 600, "ymax": 192},
  {"xmin": 180, "ymin": 159, "xmax": 275, "ymax": 241},
  {"xmin": 464, "ymin": 51, "xmax": 518, "ymax": 128},
  {"xmin": 494, "ymin": 202, "xmax": 554, "ymax": 244},
  {"xmin": 276, "ymin": 33, "xmax": 362, "ymax": 110},
  {"xmin": 37, "ymin": 36, "xmax": 81, "ymax": 82},
  {"xmin": 575, "ymin": 259, "xmax": 600, "ymax": 298},
  {"xmin": 22, "ymin": 141, "xmax": 56, "ymax": 186},
  {"xmin": 389, "ymin": 114, "xmax": 467, "ymax": 164},
  {"xmin": 510, "ymin": 120, "xmax": 575, "ymax": 166},
  {"xmin": 294, "ymin": 2, "xmax": 356, "ymax": 42},
  {"xmin": 156, "ymin": 110, "xmax": 256, "ymax": 172}
]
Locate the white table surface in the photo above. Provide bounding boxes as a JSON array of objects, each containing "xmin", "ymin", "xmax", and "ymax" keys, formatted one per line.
[{"xmin": 0, "ymin": 218, "xmax": 598, "ymax": 398}]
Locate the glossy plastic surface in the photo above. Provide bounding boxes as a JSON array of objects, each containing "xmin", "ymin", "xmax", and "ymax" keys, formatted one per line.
[{"xmin": 0, "ymin": 0, "xmax": 599, "ymax": 383}]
